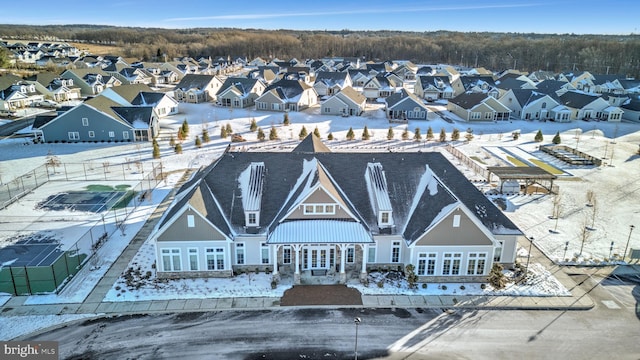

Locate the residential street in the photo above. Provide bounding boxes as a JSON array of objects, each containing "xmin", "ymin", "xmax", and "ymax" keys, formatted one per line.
[{"xmin": 23, "ymin": 268, "xmax": 640, "ymax": 360}]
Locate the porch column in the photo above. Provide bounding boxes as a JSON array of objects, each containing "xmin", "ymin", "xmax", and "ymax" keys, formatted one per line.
[
  {"xmin": 293, "ymin": 244, "xmax": 301, "ymax": 285},
  {"xmin": 339, "ymin": 244, "xmax": 347, "ymax": 284},
  {"xmin": 272, "ymin": 245, "xmax": 279, "ymax": 278},
  {"xmin": 360, "ymin": 244, "xmax": 368, "ymax": 282}
]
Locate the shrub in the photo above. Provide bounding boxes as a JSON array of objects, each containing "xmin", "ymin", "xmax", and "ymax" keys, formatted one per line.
[
  {"xmin": 377, "ymin": 280, "xmax": 385, "ymax": 288},
  {"xmin": 488, "ymin": 263, "xmax": 507, "ymax": 289},
  {"xmin": 441, "ymin": 285, "xmax": 447, "ymax": 290},
  {"xmin": 405, "ymin": 264, "xmax": 418, "ymax": 289},
  {"xmin": 480, "ymin": 283, "xmax": 487, "ymax": 290},
  {"xmin": 459, "ymin": 285, "xmax": 466, "ymax": 290},
  {"xmin": 421, "ymin": 283, "xmax": 427, "ymax": 289}
]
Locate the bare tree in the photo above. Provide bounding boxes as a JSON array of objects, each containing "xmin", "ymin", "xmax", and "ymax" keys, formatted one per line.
[
  {"xmin": 578, "ymin": 215, "xmax": 592, "ymax": 256},
  {"xmin": 589, "ymin": 197, "xmax": 597, "ymax": 230},
  {"xmin": 586, "ymin": 189, "xmax": 595, "ymax": 207}
]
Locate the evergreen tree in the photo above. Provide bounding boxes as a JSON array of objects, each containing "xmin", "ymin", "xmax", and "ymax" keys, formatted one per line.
[
  {"xmin": 225, "ymin": 123, "xmax": 233, "ymax": 135},
  {"xmin": 534, "ymin": 130, "xmax": 544, "ymax": 142},
  {"xmin": 177, "ymin": 127, "xmax": 185, "ymax": 141},
  {"xmin": 452, "ymin": 128, "xmax": 460, "ymax": 141},
  {"xmin": 464, "ymin": 128, "xmax": 474, "ymax": 142},
  {"xmin": 327, "ymin": 132, "xmax": 334, "ymax": 140},
  {"xmin": 402, "ymin": 127, "xmax": 409, "ymax": 140},
  {"xmin": 299, "ymin": 126, "xmax": 308, "ymax": 140},
  {"xmin": 220, "ymin": 126, "xmax": 228, "ymax": 139},
  {"xmin": 181, "ymin": 119, "xmax": 189, "ymax": 135},
  {"xmin": 283, "ymin": 112, "xmax": 290, "ymax": 126},
  {"xmin": 174, "ymin": 143, "xmax": 183, "ymax": 154},
  {"xmin": 202, "ymin": 128, "xmax": 210, "ymax": 143},
  {"xmin": 346, "ymin": 127, "xmax": 355, "ymax": 140},
  {"xmin": 313, "ymin": 126, "xmax": 321, "ymax": 138},
  {"xmin": 552, "ymin": 131, "xmax": 561, "ymax": 144},
  {"xmin": 439, "ymin": 128, "xmax": 447, "ymax": 142},
  {"xmin": 169, "ymin": 135, "xmax": 176, "ymax": 147},
  {"xmin": 195, "ymin": 135, "xmax": 202, "ymax": 148},
  {"xmin": 426, "ymin": 126, "xmax": 434, "ymax": 141},
  {"xmin": 362, "ymin": 125, "xmax": 371, "ymax": 140},
  {"xmin": 387, "ymin": 126, "xmax": 394, "ymax": 140},
  {"xmin": 152, "ymin": 139, "xmax": 161, "ymax": 159},
  {"xmin": 250, "ymin": 118, "xmax": 258, "ymax": 132},
  {"xmin": 257, "ymin": 127, "xmax": 266, "ymax": 141},
  {"xmin": 269, "ymin": 126, "xmax": 279, "ymax": 140},
  {"xmin": 413, "ymin": 127, "xmax": 422, "ymax": 141}
]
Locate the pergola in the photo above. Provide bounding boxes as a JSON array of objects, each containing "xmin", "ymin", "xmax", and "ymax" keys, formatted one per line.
[{"xmin": 487, "ymin": 167, "xmax": 557, "ymax": 194}]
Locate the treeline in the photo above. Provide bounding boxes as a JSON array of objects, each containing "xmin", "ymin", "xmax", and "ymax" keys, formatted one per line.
[{"xmin": 2, "ymin": 25, "xmax": 640, "ymax": 77}]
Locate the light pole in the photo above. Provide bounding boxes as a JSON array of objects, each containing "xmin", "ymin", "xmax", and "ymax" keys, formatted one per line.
[
  {"xmin": 525, "ymin": 237, "xmax": 534, "ymax": 279},
  {"xmin": 354, "ymin": 317, "xmax": 361, "ymax": 360},
  {"xmin": 623, "ymin": 225, "xmax": 635, "ymax": 261}
]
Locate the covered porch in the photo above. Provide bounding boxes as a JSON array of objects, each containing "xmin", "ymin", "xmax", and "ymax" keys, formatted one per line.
[{"xmin": 267, "ymin": 220, "xmax": 374, "ymax": 285}]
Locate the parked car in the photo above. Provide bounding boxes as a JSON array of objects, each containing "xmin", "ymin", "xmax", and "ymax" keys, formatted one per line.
[{"xmin": 31, "ymin": 100, "xmax": 60, "ymax": 108}]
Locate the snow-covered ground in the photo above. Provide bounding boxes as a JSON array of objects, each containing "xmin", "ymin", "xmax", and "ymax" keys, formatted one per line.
[{"xmin": 1, "ymin": 103, "xmax": 639, "ymax": 305}]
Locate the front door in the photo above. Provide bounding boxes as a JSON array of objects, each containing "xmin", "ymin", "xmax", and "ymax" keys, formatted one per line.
[{"xmin": 303, "ymin": 246, "xmax": 333, "ymax": 270}]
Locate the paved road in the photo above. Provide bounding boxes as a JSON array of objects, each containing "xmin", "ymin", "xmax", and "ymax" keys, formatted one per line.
[
  {"xmin": 0, "ymin": 117, "xmax": 35, "ymax": 137},
  {"xmin": 24, "ymin": 267, "xmax": 640, "ymax": 360}
]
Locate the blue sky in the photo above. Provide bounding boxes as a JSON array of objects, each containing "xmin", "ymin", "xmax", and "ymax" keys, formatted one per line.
[{"xmin": 2, "ymin": 0, "xmax": 638, "ymax": 35}]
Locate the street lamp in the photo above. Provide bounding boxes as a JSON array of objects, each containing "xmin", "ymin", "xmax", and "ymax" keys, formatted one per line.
[
  {"xmin": 525, "ymin": 237, "xmax": 534, "ymax": 279},
  {"xmin": 354, "ymin": 317, "xmax": 361, "ymax": 360},
  {"xmin": 623, "ymin": 225, "xmax": 635, "ymax": 261}
]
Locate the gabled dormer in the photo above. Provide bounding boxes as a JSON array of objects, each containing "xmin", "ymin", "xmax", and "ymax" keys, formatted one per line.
[
  {"xmin": 239, "ymin": 162, "xmax": 265, "ymax": 231},
  {"xmin": 281, "ymin": 159, "xmax": 358, "ymax": 222},
  {"xmin": 366, "ymin": 163, "xmax": 394, "ymax": 231}
]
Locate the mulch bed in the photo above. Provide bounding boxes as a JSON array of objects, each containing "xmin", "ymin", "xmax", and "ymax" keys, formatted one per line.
[{"xmin": 280, "ymin": 285, "xmax": 363, "ymax": 306}]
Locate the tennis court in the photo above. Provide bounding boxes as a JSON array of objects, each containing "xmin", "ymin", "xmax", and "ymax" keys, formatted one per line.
[{"xmin": 36, "ymin": 190, "xmax": 127, "ymax": 213}]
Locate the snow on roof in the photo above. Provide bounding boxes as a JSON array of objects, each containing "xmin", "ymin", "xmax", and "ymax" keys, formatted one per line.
[
  {"xmin": 403, "ymin": 164, "xmax": 438, "ymax": 234},
  {"xmin": 365, "ymin": 163, "xmax": 392, "ymax": 212},
  {"xmin": 238, "ymin": 162, "xmax": 265, "ymax": 212}
]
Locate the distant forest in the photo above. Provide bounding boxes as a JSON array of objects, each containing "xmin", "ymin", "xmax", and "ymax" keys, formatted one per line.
[{"xmin": 2, "ymin": 24, "xmax": 640, "ymax": 77}]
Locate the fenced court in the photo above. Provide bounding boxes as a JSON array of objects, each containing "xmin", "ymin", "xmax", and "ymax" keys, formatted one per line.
[{"xmin": 0, "ymin": 161, "xmax": 163, "ymax": 295}]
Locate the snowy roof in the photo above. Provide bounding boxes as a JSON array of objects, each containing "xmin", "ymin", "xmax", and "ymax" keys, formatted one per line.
[
  {"xmin": 239, "ymin": 162, "xmax": 265, "ymax": 212},
  {"xmin": 161, "ymin": 142, "xmax": 522, "ymax": 243}
]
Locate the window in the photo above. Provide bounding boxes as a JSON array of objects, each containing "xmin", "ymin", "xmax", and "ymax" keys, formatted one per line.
[
  {"xmin": 108, "ymin": 131, "xmax": 115, "ymax": 138},
  {"xmin": 303, "ymin": 203, "xmax": 336, "ymax": 215},
  {"xmin": 323, "ymin": 107, "xmax": 331, "ymax": 113},
  {"xmin": 367, "ymin": 245, "xmax": 377, "ymax": 263},
  {"xmin": 484, "ymin": 112, "xmax": 493, "ymax": 120},
  {"xmin": 453, "ymin": 214, "xmax": 460, "ymax": 227},
  {"xmin": 381, "ymin": 212, "xmax": 390, "ymax": 224},
  {"xmin": 283, "ymin": 246, "xmax": 292, "ymax": 264},
  {"xmin": 467, "ymin": 253, "xmax": 487, "ymax": 275},
  {"xmin": 494, "ymin": 241, "xmax": 504, "ymax": 262},
  {"xmin": 187, "ymin": 215, "xmax": 195, "ymax": 227},
  {"xmin": 188, "ymin": 248, "xmax": 199, "ymax": 271},
  {"xmin": 235, "ymin": 243, "xmax": 245, "ymax": 265},
  {"xmin": 347, "ymin": 246, "xmax": 355, "ymax": 263},
  {"xmin": 470, "ymin": 112, "xmax": 481, "ymax": 120},
  {"xmin": 541, "ymin": 102, "xmax": 547, "ymax": 109},
  {"xmin": 247, "ymin": 212, "xmax": 257, "ymax": 225},
  {"xmin": 206, "ymin": 248, "xmax": 225, "ymax": 270},
  {"xmin": 88, "ymin": 131, "xmax": 95, "ymax": 138},
  {"xmin": 442, "ymin": 252, "xmax": 461, "ymax": 275},
  {"xmin": 261, "ymin": 242, "xmax": 270, "ymax": 264},
  {"xmin": 68, "ymin": 132, "xmax": 80, "ymax": 140},
  {"xmin": 391, "ymin": 241, "xmax": 401, "ymax": 263},
  {"xmin": 161, "ymin": 248, "xmax": 181, "ymax": 271},
  {"xmin": 123, "ymin": 131, "xmax": 129, "ymax": 140},
  {"xmin": 82, "ymin": 117, "xmax": 89, "ymax": 126},
  {"xmin": 426, "ymin": 253, "xmax": 437, "ymax": 275}
]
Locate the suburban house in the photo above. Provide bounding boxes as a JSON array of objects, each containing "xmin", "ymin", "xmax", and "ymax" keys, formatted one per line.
[
  {"xmin": 362, "ymin": 75, "xmax": 401, "ymax": 100},
  {"xmin": 557, "ymin": 91, "xmax": 622, "ymax": 121},
  {"xmin": 621, "ymin": 99, "xmax": 640, "ymax": 122},
  {"xmin": 414, "ymin": 75, "xmax": 462, "ymax": 101},
  {"xmin": 99, "ymin": 84, "xmax": 179, "ymax": 118},
  {"xmin": 313, "ymin": 71, "xmax": 352, "ymax": 97},
  {"xmin": 498, "ymin": 89, "xmax": 561, "ymax": 121},
  {"xmin": 153, "ymin": 135, "xmax": 522, "ymax": 284},
  {"xmin": 32, "ymin": 95, "xmax": 159, "ymax": 143},
  {"xmin": 25, "ymin": 73, "xmax": 82, "ymax": 102},
  {"xmin": 0, "ymin": 82, "xmax": 44, "ymax": 110},
  {"xmin": 60, "ymin": 68, "xmax": 121, "ymax": 97},
  {"xmin": 173, "ymin": 74, "xmax": 223, "ymax": 103},
  {"xmin": 215, "ymin": 77, "xmax": 266, "ymax": 108},
  {"xmin": 255, "ymin": 79, "xmax": 318, "ymax": 112},
  {"xmin": 385, "ymin": 88, "xmax": 429, "ymax": 121},
  {"xmin": 104, "ymin": 63, "xmax": 154, "ymax": 85},
  {"xmin": 320, "ymin": 86, "xmax": 366, "ymax": 117},
  {"xmin": 447, "ymin": 92, "xmax": 512, "ymax": 122}
]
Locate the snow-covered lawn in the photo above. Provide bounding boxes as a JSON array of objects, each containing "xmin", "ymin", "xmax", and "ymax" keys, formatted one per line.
[
  {"xmin": 0, "ymin": 314, "xmax": 95, "ymax": 341},
  {"xmin": 1, "ymin": 102, "xmax": 639, "ymax": 306}
]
